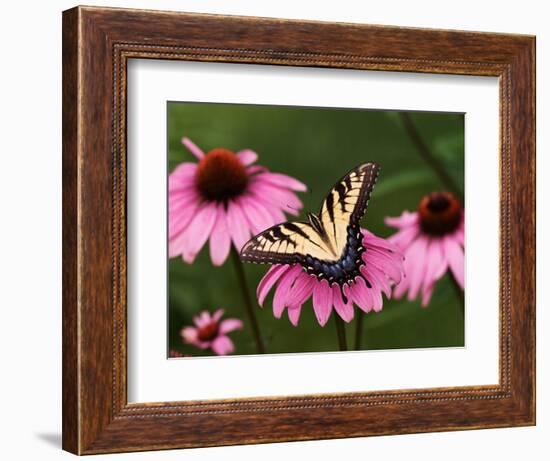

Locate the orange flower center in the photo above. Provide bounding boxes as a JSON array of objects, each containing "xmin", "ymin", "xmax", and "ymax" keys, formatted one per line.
[
  {"xmin": 196, "ymin": 148, "xmax": 248, "ymax": 201},
  {"xmin": 197, "ymin": 321, "xmax": 219, "ymax": 342},
  {"xmin": 418, "ymin": 192, "xmax": 462, "ymax": 236}
]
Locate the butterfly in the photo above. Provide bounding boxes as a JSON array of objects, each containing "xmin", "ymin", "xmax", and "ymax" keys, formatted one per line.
[{"xmin": 240, "ymin": 162, "xmax": 380, "ymax": 293}]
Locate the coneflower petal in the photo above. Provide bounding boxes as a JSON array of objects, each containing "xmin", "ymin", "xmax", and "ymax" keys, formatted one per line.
[
  {"xmin": 180, "ymin": 203, "xmax": 218, "ymax": 264},
  {"xmin": 363, "ymin": 246, "xmax": 403, "ymax": 285},
  {"xmin": 181, "ymin": 137, "xmax": 204, "ymax": 160},
  {"xmin": 257, "ymin": 265, "xmax": 290, "ymax": 306},
  {"xmin": 405, "ymin": 236, "xmax": 430, "ymax": 301},
  {"xmin": 361, "ymin": 265, "xmax": 392, "ymax": 299},
  {"xmin": 212, "ymin": 309, "xmax": 225, "ymax": 323},
  {"xmin": 384, "ymin": 211, "xmax": 418, "ymax": 229},
  {"xmin": 262, "ymin": 204, "xmax": 287, "ymax": 225},
  {"xmin": 362, "ymin": 229, "xmax": 404, "ymax": 255},
  {"xmin": 288, "ymin": 307, "xmax": 302, "ymax": 326},
  {"xmin": 332, "ymin": 285, "xmax": 354, "ymax": 322},
  {"xmin": 444, "ymin": 236, "xmax": 465, "ymax": 289},
  {"xmin": 350, "ymin": 277, "xmax": 373, "ymax": 313},
  {"xmin": 219, "ymin": 319, "xmax": 244, "ymax": 334},
  {"xmin": 168, "ymin": 162, "xmax": 198, "ymax": 191},
  {"xmin": 226, "ymin": 199, "xmax": 251, "ymax": 251},
  {"xmin": 249, "ymin": 181, "xmax": 303, "ymax": 216},
  {"xmin": 238, "ymin": 195, "xmax": 274, "ymax": 234},
  {"xmin": 421, "ymin": 239, "xmax": 446, "ymax": 306},
  {"xmin": 209, "ymin": 204, "xmax": 231, "ymax": 266},
  {"xmin": 388, "ymin": 224, "xmax": 420, "ymax": 251},
  {"xmin": 254, "ymin": 172, "xmax": 307, "ymax": 192},
  {"xmin": 236, "ymin": 149, "xmax": 258, "ymax": 166},
  {"xmin": 312, "ymin": 279, "xmax": 333, "ymax": 326},
  {"xmin": 211, "ymin": 336, "xmax": 234, "ymax": 355},
  {"xmin": 287, "ymin": 273, "xmax": 315, "ymax": 307},
  {"xmin": 168, "ymin": 200, "xmax": 200, "ymax": 256},
  {"xmin": 272, "ymin": 266, "xmax": 302, "ymax": 318}
]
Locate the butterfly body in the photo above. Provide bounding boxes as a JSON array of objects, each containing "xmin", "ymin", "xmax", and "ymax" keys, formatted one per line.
[
  {"xmin": 240, "ymin": 163, "xmax": 380, "ymax": 295},
  {"xmin": 302, "ymin": 224, "xmax": 366, "ymax": 285}
]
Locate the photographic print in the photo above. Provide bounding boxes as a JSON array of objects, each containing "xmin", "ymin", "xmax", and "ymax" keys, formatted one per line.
[
  {"xmin": 167, "ymin": 102, "xmax": 464, "ymax": 357},
  {"xmin": 62, "ymin": 8, "xmax": 535, "ymax": 452}
]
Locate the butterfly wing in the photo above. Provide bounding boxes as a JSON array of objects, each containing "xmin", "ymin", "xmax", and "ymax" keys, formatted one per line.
[
  {"xmin": 318, "ymin": 162, "xmax": 380, "ymax": 256},
  {"xmin": 240, "ymin": 162, "xmax": 380, "ymax": 266},
  {"xmin": 240, "ymin": 221, "xmax": 336, "ymax": 265}
]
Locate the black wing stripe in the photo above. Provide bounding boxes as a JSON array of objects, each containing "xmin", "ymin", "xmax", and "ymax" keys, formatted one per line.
[
  {"xmin": 335, "ymin": 183, "xmax": 347, "ymax": 212},
  {"xmin": 344, "ymin": 175, "xmax": 352, "ymax": 190},
  {"xmin": 283, "ymin": 222, "xmax": 324, "ymax": 250},
  {"xmin": 271, "ymin": 226, "xmax": 297, "ymax": 248},
  {"xmin": 325, "ymin": 192, "xmax": 335, "ymax": 223},
  {"xmin": 283, "ymin": 222, "xmax": 308, "ymax": 238},
  {"xmin": 263, "ymin": 232, "xmax": 276, "ymax": 243}
]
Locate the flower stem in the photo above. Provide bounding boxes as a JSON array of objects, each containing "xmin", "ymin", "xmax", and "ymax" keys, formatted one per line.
[
  {"xmin": 334, "ymin": 315, "xmax": 348, "ymax": 351},
  {"xmin": 230, "ymin": 248, "xmax": 265, "ymax": 354},
  {"xmin": 398, "ymin": 112, "xmax": 462, "ymax": 198},
  {"xmin": 354, "ymin": 311, "xmax": 365, "ymax": 350}
]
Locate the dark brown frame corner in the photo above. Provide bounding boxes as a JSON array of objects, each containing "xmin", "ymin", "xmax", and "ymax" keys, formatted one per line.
[{"xmin": 62, "ymin": 5, "xmax": 536, "ymax": 455}]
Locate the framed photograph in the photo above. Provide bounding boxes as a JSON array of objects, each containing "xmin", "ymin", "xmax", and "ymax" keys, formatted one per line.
[{"xmin": 62, "ymin": 6, "xmax": 535, "ymax": 454}]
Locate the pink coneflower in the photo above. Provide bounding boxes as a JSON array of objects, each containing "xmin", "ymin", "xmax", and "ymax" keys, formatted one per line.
[
  {"xmin": 255, "ymin": 229, "xmax": 404, "ymax": 326},
  {"xmin": 180, "ymin": 309, "xmax": 243, "ymax": 355},
  {"xmin": 385, "ymin": 191, "xmax": 464, "ymax": 306},
  {"xmin": 169, "ymin": 137, "xmax": 306, "ymax": 265}
]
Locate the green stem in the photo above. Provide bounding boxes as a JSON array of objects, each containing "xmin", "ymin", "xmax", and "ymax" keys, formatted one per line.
[
  {"xmin": 354, "ymin": 311, "xmax": 365, "ymax": 350},
  {"xmin": 398, "ymin": 112, "xmax": 462, "ymax": 198},
  {"xmin": 334, "ymin": 315, "xmax": 348, "ymax": 351},
  {"xmin": 230, "ymin": 248, "xmax": 265, "ymax": 354}
]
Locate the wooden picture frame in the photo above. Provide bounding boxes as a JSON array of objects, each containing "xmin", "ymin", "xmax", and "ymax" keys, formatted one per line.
[{"xmin": 62, "ymin": 5, "xmax": 535, "ymax": 454}]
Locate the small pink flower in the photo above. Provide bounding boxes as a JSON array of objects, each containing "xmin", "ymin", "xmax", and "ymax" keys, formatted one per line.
[
  {"xmin": 169, "ymin": 137, "xmax": 306, "ymax": 266},
  {"xmin": 180, "ymin": 309, "xmax": 243, "ymax": 355},
  {"xmin": 385, "ymin": 191, "xmax": 464, "ymax": 307},
  {"xmin": 256, "ymin": 230, "xmax": 404, "ymax": 326}
]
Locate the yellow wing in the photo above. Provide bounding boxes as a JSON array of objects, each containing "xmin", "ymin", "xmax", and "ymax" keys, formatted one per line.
[
  {"xmin": 318, "ymin": 162, "xmax": 380, "ymax": 258},
  {"xmin": 240, "ymin": 221, "xmax": 335, "ymax": 265}
]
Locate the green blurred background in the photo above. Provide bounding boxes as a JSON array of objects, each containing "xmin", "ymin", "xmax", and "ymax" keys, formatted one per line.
[{"xmin": 167, "ymin": 102, "xmax": 464, "ymax": 357}]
